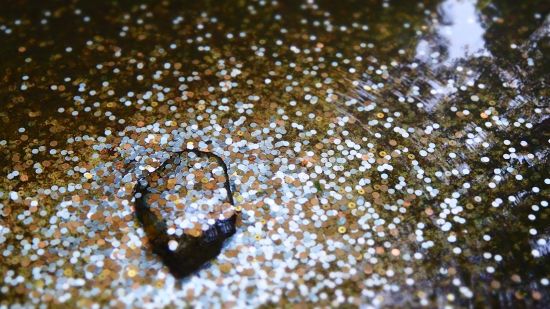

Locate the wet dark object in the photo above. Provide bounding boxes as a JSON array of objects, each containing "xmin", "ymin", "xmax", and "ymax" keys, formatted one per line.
[{"xmin": 133, "ymin": 149, "xmax": 236, "ymax": 279}]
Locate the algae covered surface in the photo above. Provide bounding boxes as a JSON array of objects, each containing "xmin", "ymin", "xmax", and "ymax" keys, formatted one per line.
[{"xmin": 0, "ymin": 0, "xmax": 549, "ymax": 307}]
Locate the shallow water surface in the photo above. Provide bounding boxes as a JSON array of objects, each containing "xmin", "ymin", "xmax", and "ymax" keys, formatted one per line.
[{"xmin": 0, "ymin": 0, "xmax": 549, "ymax": 307}]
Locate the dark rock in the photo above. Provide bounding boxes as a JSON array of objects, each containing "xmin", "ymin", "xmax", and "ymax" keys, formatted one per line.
[{"xmin": 133, "ymin": 149, "xmax": 236, "ymax": 279}]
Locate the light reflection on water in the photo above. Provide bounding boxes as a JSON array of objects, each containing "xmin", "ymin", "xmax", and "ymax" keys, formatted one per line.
[{"xmin": 416, "ymin": 0, "xmax": 490, "ymax": 65}]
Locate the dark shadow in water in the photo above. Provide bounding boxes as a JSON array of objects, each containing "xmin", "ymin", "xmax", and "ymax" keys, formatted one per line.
[{"xmin": 133, "ymin": 149, "xmax": 236, "ymax": 279}]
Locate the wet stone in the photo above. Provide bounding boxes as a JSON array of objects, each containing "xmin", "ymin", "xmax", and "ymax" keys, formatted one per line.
[{"xmin": 133, "ymin": 149, "xmax": 237, "ymax": 278}]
